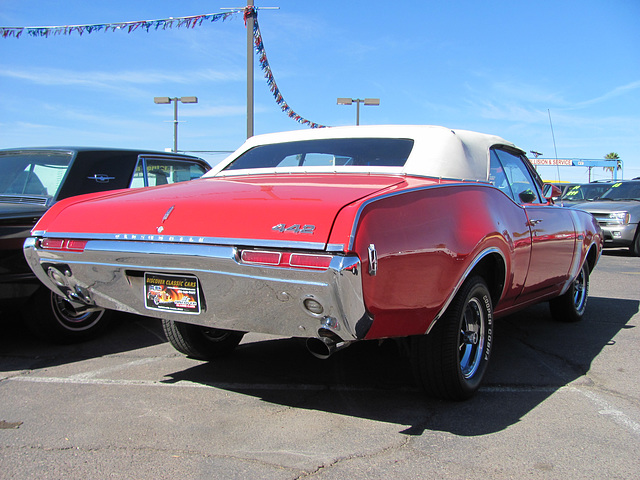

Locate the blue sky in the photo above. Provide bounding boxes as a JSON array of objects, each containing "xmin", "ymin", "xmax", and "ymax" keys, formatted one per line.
[{"xmin": 1, "ymin": 0, "xmax": 639, "ymax": 182}]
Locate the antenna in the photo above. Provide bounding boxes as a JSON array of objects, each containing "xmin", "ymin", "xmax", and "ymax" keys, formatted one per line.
[{"xmin": 548, "ymin": 109, "xmax": 561, "ymax": 181}]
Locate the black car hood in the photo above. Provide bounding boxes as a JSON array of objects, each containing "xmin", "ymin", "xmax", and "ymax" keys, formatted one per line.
[{"xmin": 0, "ymin": 201, "xmax": 47, "ymax": 221}]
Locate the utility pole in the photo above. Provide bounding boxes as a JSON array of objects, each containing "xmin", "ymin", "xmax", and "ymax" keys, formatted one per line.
[{"xmin": 246, "ymin": 0, "xmax": 254, "ymax": 138}]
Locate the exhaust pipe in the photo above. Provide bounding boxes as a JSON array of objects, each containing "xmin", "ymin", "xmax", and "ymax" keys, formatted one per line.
[{"xmin": 306, "ymin": 331, "xmax": 353, "ymax": 360}]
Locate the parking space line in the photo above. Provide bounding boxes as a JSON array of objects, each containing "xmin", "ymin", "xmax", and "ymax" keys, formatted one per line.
[
  {"xmin": 570, "ymin": 387, "xmax": 640, "ymax": 438},
  {"xmin": 8, "ymin": 375, "xmax": 640, "ymax": 438},
  {"xmin": 68, "ymin": 357, "xmax": 166, "ymax": 380}
]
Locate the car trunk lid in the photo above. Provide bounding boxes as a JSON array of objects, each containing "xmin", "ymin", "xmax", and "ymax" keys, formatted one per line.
[{"xmin": 34, "ymin": 174, "xmax": 406, "ymax": 249}]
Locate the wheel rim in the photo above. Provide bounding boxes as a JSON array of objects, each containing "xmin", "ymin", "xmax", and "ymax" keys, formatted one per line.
[
  {"xmin": 201, "ymin": 327, "xmax": 231, "ymax": 342},
  {"xmin": 51, "ymin": 294, "xmax": 104, "ymax": 331},
  {"xmin": 459, "ymin": 297, "xmax": 486, "ymax": 379},
  {"xmin": 572, "ymin": 267, "xmax": 588, "ymax": 313}
]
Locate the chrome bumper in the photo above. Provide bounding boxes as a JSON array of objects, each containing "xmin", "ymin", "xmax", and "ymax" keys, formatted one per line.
[{"xmin": 23, "ymin": 238, "xmax": 369, "ymax": 341}]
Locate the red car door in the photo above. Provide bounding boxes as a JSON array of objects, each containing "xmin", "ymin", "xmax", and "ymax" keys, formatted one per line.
[{"xmin": 490, "ymin": 148, "xmax": 576, "ymax": 303}]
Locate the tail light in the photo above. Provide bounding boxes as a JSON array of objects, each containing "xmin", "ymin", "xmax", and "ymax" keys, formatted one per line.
[
  {"xmin": 40, "ymin": 238, "xmax": 88, "ymax": 252},
  {"xmin": 240, "ymin": 249, "xmax": 332, "ymax": 270}
]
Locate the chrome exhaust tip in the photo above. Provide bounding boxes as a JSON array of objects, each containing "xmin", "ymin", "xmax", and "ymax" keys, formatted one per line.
[{"xmin": 306, "ymin": 331, "xmax": 352, "ymax": 360}]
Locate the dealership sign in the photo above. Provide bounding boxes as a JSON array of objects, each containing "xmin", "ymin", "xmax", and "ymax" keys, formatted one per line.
[{"xmin": 530, "ymin": 158, "xmax": 574, "ymax": 166}]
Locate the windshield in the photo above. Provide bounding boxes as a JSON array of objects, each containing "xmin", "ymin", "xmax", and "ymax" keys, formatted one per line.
[
  {"xmin": 561, "ymin": 183, "xmax": 612, "ymax": 201},
  {"xmin": 0, "ymin": 151, "xmax": 73, "ymax": 202},
  {"xmin": 601, "ymin": 182, "xmax": 640, "ymax": 201},
  {"xmin": 222, "ymin": 138, "xmax": 414, "ymax": 172}
]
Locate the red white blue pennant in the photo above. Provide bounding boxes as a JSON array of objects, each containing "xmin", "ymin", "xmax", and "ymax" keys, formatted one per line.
[
  {"xmin": 0, "ymin": 8, "xmax": 327, "ymax": 129},
  {"xmin": 0, "ymin": 12, "xmax": 234, "ymax": 38}
]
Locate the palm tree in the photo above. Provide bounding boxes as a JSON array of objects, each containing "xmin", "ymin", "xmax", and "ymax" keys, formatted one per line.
[{"xmin": 603, "ymin": 152, "xmax": 621, "ymax": 179}]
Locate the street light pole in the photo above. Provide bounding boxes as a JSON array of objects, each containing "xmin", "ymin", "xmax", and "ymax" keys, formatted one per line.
[
  {"xmin": 337, "ymin": 98, "xmax": 380, "ymax": 125},
  {"xmin": 154, "ymin": 96, "xmax": 198, "ymax": 152},
  {"xmin": 246, "ymin": 0, "xmax": 255, "ymax": 139}
]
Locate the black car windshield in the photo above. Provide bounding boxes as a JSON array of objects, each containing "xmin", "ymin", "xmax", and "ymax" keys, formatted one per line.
[
  {"xmin": 223, "ymin": 138, "xmax": 414, "ymax": 171},
  {"xmin": 0, "ymin": 151, "xmax": 73, "ymax": 201},
  {"xmin": 600, "ymin": 182, "xmax": 640, "ymax": 201},
  {"xmin": 561, "ymin": 183, "xmax": 612, "ymax": 201}
]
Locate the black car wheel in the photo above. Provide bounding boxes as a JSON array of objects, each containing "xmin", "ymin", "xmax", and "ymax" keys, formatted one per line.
[
  {"xmin": 549, "ymin": 262, "xmax": 589, "ymax": 323},
  {"xmin": 630, "ymin": 228, "xmax": 640, "ymax": 257},
  {"xmin": 411, "ymin": 276, "xmax": 493, "ymax": 401},
  {"xmin": 25, "ymin": 287, "xmax": 113, "ymax": 343},
  {"xmin": 162, "ymin": 319, "xmax": 245, "ymax": 360}
]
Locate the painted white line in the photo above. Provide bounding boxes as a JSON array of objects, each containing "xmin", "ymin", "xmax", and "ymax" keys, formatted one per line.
[
  {"xmin": 8, "ymin": 375, "xmax": 640, "ymax": 438},
  {"xmin": 569, "ymin": 387, "xmax": 640, "ymax": 438},
  {"xmin": 68, "ymin": 357, "xmax": 165, "ymax": 380},
  {"xmin": 10, "ymin": 376, "xmax": 335, "ymax": 391}
]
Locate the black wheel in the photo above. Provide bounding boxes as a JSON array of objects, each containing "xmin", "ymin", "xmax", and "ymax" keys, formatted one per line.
[
  {"xmin": 162, "ymin": 319, "xmax": 245, "ymax": 360},
  {"xmin": 549, "ymin": 262, "xmax": 589, "ymax": 322},
  {"xmin": 630, "ymin": 228, "xmax": 640, "ymax": 256},
  {"xmin": 411, "ymin": 276, "xmax": 493, "ymax": 401},
  {"xmin": 25, "ymin": 287, "xmax": 113, "ymax": 343}
]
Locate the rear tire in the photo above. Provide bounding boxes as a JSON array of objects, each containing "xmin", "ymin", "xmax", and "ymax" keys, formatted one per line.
[
  {"xmin": 411, "ymin": 276, "xmax": 493, "ymax": 401},
  {"xmin": 25, "ymin": 287, "xmax": 113, "ymax": 343},
  {"xmin": 162, "ymin": 319, "xmax": 244, "ymax": 360},
  {"xmin": 549, "ymin": 262, "xmax": 589, "ymax": 323}
]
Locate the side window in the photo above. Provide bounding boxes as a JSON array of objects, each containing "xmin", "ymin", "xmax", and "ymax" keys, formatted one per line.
[
  {"xmin": 489, "ymin": 150, "xmax": 514, "ymax": 199},
  {"xmin": 491, "ymin": 149, "xmax": 543, "ymax": 204},
  {"xmin": 130, "ymin": 158, "xmax": 208, "ymax": 188}
]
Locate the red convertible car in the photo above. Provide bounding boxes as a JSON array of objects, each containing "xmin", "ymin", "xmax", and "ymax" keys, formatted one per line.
[{"xmin": 23, "ymin": 126, "xmax": 602, "ymax": 399}]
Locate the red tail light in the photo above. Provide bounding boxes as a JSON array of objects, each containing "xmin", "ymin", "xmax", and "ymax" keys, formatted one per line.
[
  {"xmin": 289, "ymin": 253, "xmax": 332, "ymax": 269},
  {"xmin": 240, "ymin": 250, "xmax": 282, "ymax": 266},
  {"xmin": 240, "ymin": 250, "xmax": 332, "ymax": 270},
  {"xmin": 40, "ymin": 238, "xmax": 88, "ymax": 252}
]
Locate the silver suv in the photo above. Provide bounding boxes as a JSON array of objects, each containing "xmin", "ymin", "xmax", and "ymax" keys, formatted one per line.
[{"xmin": 572, "ymin": 180, "xmax": 640, "ymax": 256}]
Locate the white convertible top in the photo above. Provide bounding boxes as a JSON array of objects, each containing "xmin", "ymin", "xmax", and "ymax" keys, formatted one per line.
[{"xmin": 207, "ymin": 125, "xmax": 523, "ymax": 182}]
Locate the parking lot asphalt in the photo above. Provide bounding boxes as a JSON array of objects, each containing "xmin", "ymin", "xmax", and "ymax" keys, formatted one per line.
[{"xmin": 1, "ymin": 250, "xmax": 639, "ymax": 479}]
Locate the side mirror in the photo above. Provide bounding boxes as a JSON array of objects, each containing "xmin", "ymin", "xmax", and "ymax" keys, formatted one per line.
[{"xmin": 546, "ymin": 184, "xmax": 562, "ymax": 199}]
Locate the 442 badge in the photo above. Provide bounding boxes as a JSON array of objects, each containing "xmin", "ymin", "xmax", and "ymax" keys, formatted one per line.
[{"xmin": 144, "ymin": 273, "xmax": 201, "ymax": 314}]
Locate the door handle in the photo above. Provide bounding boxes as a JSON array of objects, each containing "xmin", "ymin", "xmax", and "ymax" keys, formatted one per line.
[{"xmin": 528, "ymin": 219, "xmax": 543, "ymax": 226}]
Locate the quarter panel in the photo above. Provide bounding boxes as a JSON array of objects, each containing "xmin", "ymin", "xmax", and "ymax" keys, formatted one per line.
[{"xmin": 351, "ymin": 184, "xmax": 532, "ymax": 338}]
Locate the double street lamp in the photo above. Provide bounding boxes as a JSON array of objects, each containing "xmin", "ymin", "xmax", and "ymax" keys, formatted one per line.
[
  {"xmin": 153, "ymin": 96, "xmax": 198, "ymax": 152},
  {"xmin": 337, "ymin": 97, "xmax": 380, "ymax": 125}
]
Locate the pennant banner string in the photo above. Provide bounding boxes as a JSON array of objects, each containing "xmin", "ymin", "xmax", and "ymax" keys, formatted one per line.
[
  {"xmin": 248, "ymin": 7, "xmax": 327, "ymax": 128},
  {"xmin": 0, "ymin": 12, "xmax": 236, "ymax": 38},
  {"xmin": 1, "ymin": 7, "xmax": 327, "ymax": 129}
]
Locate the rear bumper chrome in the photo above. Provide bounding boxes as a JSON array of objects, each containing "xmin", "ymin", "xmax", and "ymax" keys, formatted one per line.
[{"xmin": 23, "ymin": 237, "xmax": 370, "ymax": 341}]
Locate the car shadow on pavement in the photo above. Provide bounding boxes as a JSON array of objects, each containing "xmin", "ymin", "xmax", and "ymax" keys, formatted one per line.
[
  {"xmin": 0, "ymin": 312, "xmax": 166, "ymax": 371},
  {"xmin": 163, "ymin": 295, "xmax": 638, "ymax": 437}
]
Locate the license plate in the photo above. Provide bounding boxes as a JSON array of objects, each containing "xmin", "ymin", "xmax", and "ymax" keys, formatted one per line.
[{"xmin": 144, "ymin": 273, "xmax": 201, "ymax": 314}]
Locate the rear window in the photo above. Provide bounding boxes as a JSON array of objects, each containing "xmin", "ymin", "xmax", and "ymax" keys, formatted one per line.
[{"xmin": 222, "ymin": 138, "xmax": 414, "ymax": 171}]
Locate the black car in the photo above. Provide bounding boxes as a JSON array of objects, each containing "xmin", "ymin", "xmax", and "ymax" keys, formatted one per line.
[
  {"xmin": 0, "ymin": 147, "xmax": 210, "ymax": 342},
  {"xmin": 558, "ymin": 181, "xmax": 615, "ymax": 206}
]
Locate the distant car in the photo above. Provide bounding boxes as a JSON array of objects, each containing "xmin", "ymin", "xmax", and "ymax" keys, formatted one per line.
[
  {"xmin": 558, "ymin": 182, "xmax": 614, "ymax": 206},
  {"xmin": 0, "ymin": 147, "xmax": 210, "ymax": 342},
  {"xmin": 23, "ymin": 126, "xmax": 603, "ymax": 400},
  {"xmin": 571, "ymin": 180, "xmax": 640, "ymax": 255}
]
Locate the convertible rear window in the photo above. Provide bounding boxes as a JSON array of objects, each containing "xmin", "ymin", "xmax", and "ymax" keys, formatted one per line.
[{"xmin": 223, "ymin": 138, "xmax": 414, "ymax": 171}]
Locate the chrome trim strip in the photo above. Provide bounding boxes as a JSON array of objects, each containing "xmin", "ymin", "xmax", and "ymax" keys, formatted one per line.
[
  {"xmin": 559, "ymin": 209, "xmax": 588, "ymax": 295},
  {"xmin": 347, "ymin": 182, "xmax": 477, "ymax": 250},
  {"xmin": 32, "ymin": 231, "xmax": 328, "ymax": 251},
  {"xmin": 426, "ymin": 247, "xmax": 506, "ymax": 335}
]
